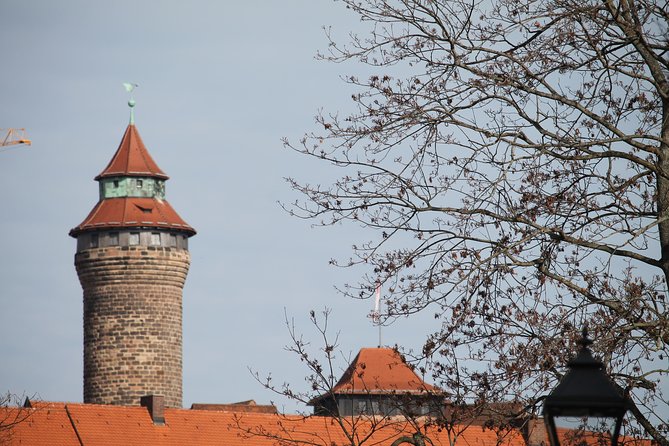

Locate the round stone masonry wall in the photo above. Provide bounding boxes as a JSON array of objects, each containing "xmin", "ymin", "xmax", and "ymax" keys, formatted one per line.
[{"xmin": 75, "ymin": 245, "xmax": 191, "ymax": 408}]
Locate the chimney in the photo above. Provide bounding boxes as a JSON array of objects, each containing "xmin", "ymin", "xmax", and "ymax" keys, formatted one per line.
[
  {"xmin": 524, "ymin": 417, "xmax": 547, "ymax": 446},
  {"xmin": 141, "ymin": 395, "xmax": 165, "ymax": 425}
]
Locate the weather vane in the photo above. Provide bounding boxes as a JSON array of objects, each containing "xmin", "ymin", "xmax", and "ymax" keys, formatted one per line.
[{"xmin": 123, "ymin": 82, "xmax": 139, "ymax": 124}]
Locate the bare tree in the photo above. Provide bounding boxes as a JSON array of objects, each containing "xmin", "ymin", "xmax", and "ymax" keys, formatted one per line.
[
  {"xmin": 243, "ymin": 310, "xmax": 521, "ymax": 446},
  {"xmin": 0, "ymin": 393, "xmax": 36, "ymax": 444},
  {"xmin": 284, "ymin": 0, "xmax": 669, "ymax": 443},
  {"xmin": 244, "ymin": 310, "xmax": 432, "ymax": 446}
]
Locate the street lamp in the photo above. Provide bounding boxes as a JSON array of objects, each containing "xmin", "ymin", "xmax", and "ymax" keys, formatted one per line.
[{"xmin": 542, "ymin": 328, "xmax": 628, "ymax": 446}]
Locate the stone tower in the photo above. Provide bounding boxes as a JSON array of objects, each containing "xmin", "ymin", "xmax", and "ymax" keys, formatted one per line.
[{"xmin": 70, "ymin": 103, "xmax": 195, "ymax": 407}]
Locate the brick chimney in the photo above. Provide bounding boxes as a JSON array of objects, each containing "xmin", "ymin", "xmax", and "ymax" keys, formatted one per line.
[{"xmin": 141, "ymin": 395, "xmax": 166, "ymax": 425}]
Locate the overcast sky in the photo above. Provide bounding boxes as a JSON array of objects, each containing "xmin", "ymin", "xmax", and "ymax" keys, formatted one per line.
[{"xmin": 0, "ymin": 0, "xmax": 437, "ymax": 412}]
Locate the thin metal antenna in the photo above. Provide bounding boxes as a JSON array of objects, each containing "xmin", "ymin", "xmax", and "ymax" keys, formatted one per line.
[{"xmin": 373, "ymin": 281, "xmax": 382, "ymax": 347}]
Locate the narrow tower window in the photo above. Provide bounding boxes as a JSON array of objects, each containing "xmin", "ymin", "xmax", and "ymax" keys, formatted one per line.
[
  {"xmin": 150, "ymin": 232, "xmax": 161, "ymax": 246},
  {"xmin": 89, "ymin": 233, "xmax": 99, "ymax": 248},
  {"xmin": 109, "ymin": 232, "xmax": 119, "ymax": 246},
  {"xmin": 129, "ymin": 232, "xmax": 140, "ymax": 246},
  {"xmin": 136, "ymin": 179, "xmax": 143, "ymax": 188}
]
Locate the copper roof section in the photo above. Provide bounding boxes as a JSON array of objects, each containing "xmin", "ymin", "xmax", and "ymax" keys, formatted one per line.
[
  {"xmin": 95, "ymin": 124, "xmax": 168, "ymax": 180},
  {"xmin": 331, "ymin": 348, "xmax": 439, "ymax": 395},
  {"xmin": 69, "ymin": 197, "xmax": 196, "ymax": 236}
]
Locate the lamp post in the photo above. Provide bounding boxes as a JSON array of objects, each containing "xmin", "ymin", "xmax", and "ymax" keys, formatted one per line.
[{"xmin": 542, "ymin": 328, "xmax": 628, "ymax": 446}]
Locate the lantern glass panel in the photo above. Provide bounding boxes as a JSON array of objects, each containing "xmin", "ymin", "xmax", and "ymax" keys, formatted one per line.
[{"xmin": 553, "ymin": 416, "xmax": 619, "ymax": 446}]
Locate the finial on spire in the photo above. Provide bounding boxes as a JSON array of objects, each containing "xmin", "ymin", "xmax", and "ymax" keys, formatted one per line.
[
  {"xmin": 579, "ymin": 324, "xmax": 593, "ymax": 349},
  {"xmin": 123, "ymin": 82, "xmax": 139, "ymax": 125}
]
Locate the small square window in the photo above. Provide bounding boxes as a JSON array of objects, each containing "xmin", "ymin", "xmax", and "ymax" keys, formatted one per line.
[
  {"xmin": 109, "ymin": 232, "xmax": 119, "ymax": 245},
  {"xmin": 136, "ymin": 179, "xmax": 143, "ymax": 188},
  {"xmin": 169, "ymin": 234, "xmax": 177, "ymax": 247},
  {"xmin": 150, "ymin": 233, "xmax": 161, "ymax": 246},
  {"xmin": 90, "ymin": 234, "xmax": 99, "ymax": 248},
  {"xmin": 113, "ymin": 180, "xmax": 119, "ymax": 188},
  {"xmin": 129, "ymin": 233, "xmax": 140, "ymax": 246}
]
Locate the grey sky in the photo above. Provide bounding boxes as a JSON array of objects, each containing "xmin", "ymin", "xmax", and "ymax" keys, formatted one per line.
[{"xmin": 0, "ymin": 1, "xmax": 435, "ymax": 412}]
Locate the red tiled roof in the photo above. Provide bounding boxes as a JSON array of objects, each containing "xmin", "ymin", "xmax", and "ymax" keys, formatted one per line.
[
  {"xmin": 95, "ymin": 124, "xmax": 168, "ymax": 180},
  {"xmin": 0, "ymin": 402, "xmax": 531, "ymax": 446},
  {"xmin": 1, "ymin": 402, "xmax": 655, "ymax": 446},
  {"xmin": 69, "ymin": 197, "xmax": 196, "ymax": 236},
  {"xmin": 0, "ymin": 404, "xmax": 79, "ymax": 446},
  {"xmin": 330, "ymin": 347, "xmax": 439, "ymax": 395}
]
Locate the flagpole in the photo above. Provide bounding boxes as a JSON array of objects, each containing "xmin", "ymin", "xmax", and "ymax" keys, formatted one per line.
[{"xmin": 374, "ymin": 281, "xmax": 382, "ymax": 347}]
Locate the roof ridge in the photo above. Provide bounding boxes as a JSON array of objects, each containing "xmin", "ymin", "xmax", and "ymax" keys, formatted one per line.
[{"xmin": 64, "ymin": 404, "xmax": 85, "ymax": 446}]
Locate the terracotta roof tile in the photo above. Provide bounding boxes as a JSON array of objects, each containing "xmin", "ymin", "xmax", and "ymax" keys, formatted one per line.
[
  {"xmin": 69, "ymin": 197, "xmax": 196, "ymax": 236},
  {"xmin": 66, "ymin": 403, "xmax": 168, "ymax": 446},
  {"xmin": 331, "ymin": 347, "xmax": 439, "ymax": 395},
  {"xmin": 0, "ymin": 402, "xmax": 652, "ymax": 446},
  {"xmin": 95, "ymin": 125, "xmax": 168, "ymax": 180},
  {"xmin": 0, "ymin": 405, "xmax": 80, "ymax": 445}
]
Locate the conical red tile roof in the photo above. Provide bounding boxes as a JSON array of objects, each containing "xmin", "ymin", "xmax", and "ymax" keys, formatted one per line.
[
  {"xmin": 331, "ymin": 347, "xmax": 438, "ymax": 395},
  {"xmin": 95, "ymin": 124, "xmax": 168, "ymax": 180}
]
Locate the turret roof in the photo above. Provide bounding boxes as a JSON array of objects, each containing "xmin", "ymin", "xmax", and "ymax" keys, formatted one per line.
[
  {"xmin": 95, "ymin": 124, "xmax": 168, "ymax": 180},
  {"xmin": 69, "ymin": 197, "xmax": 195, "ymax": 237},
  {"xmin": 71, "ymin": 121, "xmax": 195, "ymax": 237},
  {"xmin": 331, "ymin": 347, "xmax": 439, "ymax": 395}
]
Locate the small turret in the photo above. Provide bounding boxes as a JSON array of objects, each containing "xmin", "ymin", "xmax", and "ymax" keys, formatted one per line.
[{"xmin": 309, "ymin": 348, "xmax": 445, "ymax": 417}]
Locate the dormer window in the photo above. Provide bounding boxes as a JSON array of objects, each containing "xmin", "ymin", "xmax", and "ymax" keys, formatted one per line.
[{"xmin": 135, "ymin": 204, "xmax": 153, "ymax": 214}]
